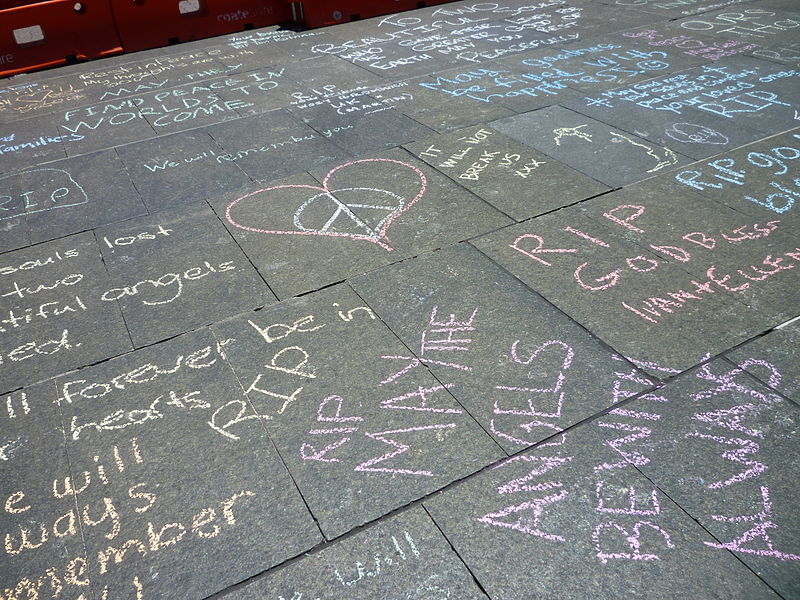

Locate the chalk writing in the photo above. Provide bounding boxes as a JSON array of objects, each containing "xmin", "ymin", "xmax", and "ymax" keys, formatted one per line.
[
  {"xmin": 418, "ymin": 45, "xmax": 672, "ymax": 104},
  {"xmin": 621, "ymin": 28, "xmax": 759, "ymax": 61},
  {"xmin": 675, "ymin": 133, "xmax": 800, "ymax": 214},
  {"xmin": 478, "ymin": 455, "xmax": 572, "ymax": 541},
  {"xmin": 0, "ymin": 169, "xmax": 88, "ymax": 222},
  {"xmin": 312, "ymin": 1, "xmax": 584, "ymax": 69},
  {"xmin": 678, "ymin": 9, "xmax": 800, "ymax": 38},
  {"xmin": 333, "ymin": 530, "xmax": 420, "ymax": 587},
  {"xmin": 226, "ymin": 158, "xmax": 428, "ymax": 252}
]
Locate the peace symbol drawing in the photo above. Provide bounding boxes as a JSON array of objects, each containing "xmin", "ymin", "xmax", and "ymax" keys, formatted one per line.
[{"xmin": 225, "ymin": 158, "xmax": 427, "ymax": 252}]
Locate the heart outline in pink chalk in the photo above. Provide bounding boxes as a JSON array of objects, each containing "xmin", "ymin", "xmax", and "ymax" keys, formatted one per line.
[{"xmin": 225, "ymin": 158, "xmax": 427, "ymax": 252}]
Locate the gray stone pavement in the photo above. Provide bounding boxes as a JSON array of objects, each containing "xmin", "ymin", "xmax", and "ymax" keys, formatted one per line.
[{"xmin": 1, "ymin": 1, "xmax": 798, "ymax": 598}]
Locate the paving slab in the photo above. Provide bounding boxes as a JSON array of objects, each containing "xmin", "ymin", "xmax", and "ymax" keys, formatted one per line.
[
  {"xmin": 604, "ymin": 359, "xmax": 800, "ymax": 598},
  {"xmin": 670, "ymin": 7, "xmax": 800, "ymax": 45},
  {"xmin": 1, "ymin": 114, "xmax": 71, "ymax": 173},
  {"xmin": 491, "ymin": 105, "xmax": 692, "ymax": 187},
  {"xmin": 594, "ymin": 0, "xmax": 753, "ymax": 19},
  {"xmin": 0, "ymin": 382, "xmax": 95, "ymax": 600},
  {"xmin": 288, "ymin": 94, "xmax": 436, "ymax": 157},
  {"xmin": 351, "ymin": 243, "xmax": 652, "ymax": 454},
  {"xmin": 211, "ymin": 284, "xmax": 503, "ymax": 538},
  {"xmin": 55, "ymin": 329, "xmax": 321, "ymax": 600},
  {"xmin": 221, "ymin": 28, "xmax": 333, "ymax": 61},
  {"xmin": 471, "ymin": 205, "xmax": 777, "ymax": 376},
  {"xmin": 747, "ymin": 39, "xmax": 800, "ymax": 65},
  {"xmin": 392, "ymin": 75, "xmax": 517, "ymax": 132},
  {"xmin": 57, "ymin": 103, "xmax": 156, "ymax": 157},
  {"xmin": 212, "ymin": 148, "xmax": 511, "ymax": 298},
  {"xmin": 214, "ymin": 56, "xmax": 385, "ymax": 117},
  {"xmin": 404, "ymin": 125, "xmax": 608, "ymax": 220},
  {"xmin": 576, "ymin": 178, "xmax": 800, "ymax": 323},
  {"xmin": 308, "ymin": 1, "xmax": 594, "ymax": 78},
  {"xmin": 221, "ymin": 507, "xmax": 487, "ymax": 600},
  {"xmin": 0, "ymin": 76, "xmax": 90, "ymax": 123},
  {"xmin": 668, "ymin": 128, "xmax": 800, "ymax": 232},
  {"xmin": 96, "ymin": 204, "xmax": 275, "ymax": 348},
  {"xmin": 206, "ymin": 109, "xmax": 351, "ymax": 183},
  {"xmin": 564, "ymin": 56, "xmax": 800, "ymax": 159},
  {"xmin": 0, "ymin": 149, "xmax": 147, "ymax": 253},
  {"xmin": 726, "ymin": 318, "xmax": 800, "ymax": 404},
  {"xmin": 115, "ymin": 128, "xmax": 253, "ymax": 213},
  {"xmin": 612, "ymin": 23, "xmax": 763, "ymax": 64},
  {"xmin": 0, "ymin": 232, "xmax": 132, "ymax": 393},
  {"xmin": 423, "ymin": 411, "xmax": 779, "ymax": 600}
]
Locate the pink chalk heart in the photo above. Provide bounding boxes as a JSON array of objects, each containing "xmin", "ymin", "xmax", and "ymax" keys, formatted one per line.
[{"xmin": 225, "ymin": 158, "xmax": 427, "ymax": 251}]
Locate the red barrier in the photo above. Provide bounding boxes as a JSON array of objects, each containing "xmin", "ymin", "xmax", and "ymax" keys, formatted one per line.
[
  {"xmin": 289, "ymin": 0, "xmax": 424, "ymax": 28},
  {"xmin": 0, "ymin": 0, "xmax": 122, "ymax": 78},
  {"xmin": 110, "ymin": 0, "xmax": 292, "ymax": 53}
]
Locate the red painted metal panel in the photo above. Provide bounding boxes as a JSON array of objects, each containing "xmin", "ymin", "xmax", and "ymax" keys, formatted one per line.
[
  {"xmin": 110, "ymin": 0, "xmax": 292, "ymax": 53},
  {"xmin": 0, "ymin": 0, "xmax": 122, "ymax": 78}
]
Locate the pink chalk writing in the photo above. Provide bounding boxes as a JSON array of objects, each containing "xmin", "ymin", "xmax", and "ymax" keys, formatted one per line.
[
  {"xmin": 379, "ymin": 355, "xmax": 471, "ymax": 385},
  {"xmin": 491, "ymin": 340, "xmax": 574, "ymax": 447},
  {"xmin": 478, "ymin": 455, "xmax": 574, "ymax": 542},
  {"xmin": 595, "ymin": 422, "xmax": 655, "ymax": 472},
  {"xmin": 300, "ymin": 437, "xmax": 352, "ymax": 463},
  {"xmin": 225, "ymin": 158, "xmax": 428, "ymax": 252},
  {"xmin": 705, "ymin": 486, "xmax": 800, "ymax": 561},
  {"xmin": 595, "ymin": 481, "xmax": 661, "ymax": 516},
  {"xmin": 592, "ymin": 521, "xmax": 674, "ymax": 564},
  {"xmin": 354, "ymin": 424, "xmax": 456, "ymax": 476},
  {"xmin": 380, "ymin": 384, "xmax": 463, "ymax": 414},
  {"xmin": 317, "ymin": 394, "xmax": 364, "ymax": 423},
  {"xmin": 510, "ymin": 234, "xmax": 577, "ymax": 266},
  {"xmin": 685, "ymin": 433, "xmax": 766, "ymax": 489}
]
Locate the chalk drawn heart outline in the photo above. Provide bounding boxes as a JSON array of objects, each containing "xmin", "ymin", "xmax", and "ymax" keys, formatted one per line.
[{"xmin": 225, "ymin": 158, "xmax": 427, "ymax": 252}]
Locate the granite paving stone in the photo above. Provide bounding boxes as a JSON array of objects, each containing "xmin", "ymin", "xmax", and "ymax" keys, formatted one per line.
[
  {"xmin": 211, "ymin": 284, "xmax": 503, "ymax": 538},
  {"xmin": 136, "ymin": 81, "xmax": 255, "ymax": 136},
  {"xmin": 670, "ymin": 7, "xmax": 800, "ymax": 45},
  {"xmin": 0, "ymin": 149, "xmax": 147, "ymax": 253},
  {"xmin": 57, "ymin": 102, "xmax": 157, "ymax": 157},
  {"xmin": 404, "ymin": 124, "xmax": 609, "ymax": 220},
  {"xmin": 562, "ymin": 56, "xmax": 800, "ymax": 158},
  {"xmin": 0, "ymin": 76, "xmax": 90, "ymax": 124},
  {"xmin": 423, "ymin": 414, "xmax": 779, "ymax": 600},
  {"xmin": 491, "ymin": 105, "xmax": 692, "ymax": 187},
  {"xmin": 667, "ymin": 128, "xmax": 800, "ymax": 232},
  {"xmin": 212, "ymin": 148, "xmax": 510, "ymax": 298},
  {"xmin": 576, "ymin": 178, "xmax": 800, "ymax": 323},
  {"xmin": 409, "ymin": 60, "xmax": 584, "ymax": 116},
  {"xmin": 0, "ymin": 232, "xmax": 133, "ymax": 393},
  {"xmin": 563, "ymin": 96, "xmax": 765, "ymax": 162},
  {"xmin": 747, "ymin": 39, "xmax": 800, "ymax": 65},
  {"xmin": 593, "ymin": 0, "xmax": 753, "ymax": 19},
  {"xmin": 96, "ymin": 204, "xmax": 275, "ymax": 348},
  {"xmin": 611, "ymin": 22, "xmax": 764, "ymax": 64},
  {"xmin": 3, "ymin": 0, "xmax": 800, "ymax": 597},
  {"xmin": 0, "ymin": 382, "xmax": 94, "ymax": 600},
  {"xmin": 603, "ymin": 358, "xmax": 800, "ymax": 598},
  {"xmin": 54, "ymin": 329, "xmax": 321, "ymax": 600},
  {"xmin": 351, "ymin": 244, "xmax": 652, "ymax": 454},
  {"xmin": 215, "ymin": 56, "xmax": 385, "ymax": 117},
  {"xmin": 221, "ymin": 507, "xmax": 488, "ymax": 600},
  {"xmin": 115, "ymin": 129, "xmax": 253, "ymax": 213},
  {"xmin": 472, "ymin": 206, "xmax": 776, "ymax": 375},
  {"xmin": 1, "ymin": 114, "xmax": 70, "ymax": 174},
  {"xmin": 391, "ymin": 74, "xmax": 517, "ymax": 132},
  {"xmin": 726, "ymin": 318, "xmax": 800, "ymax": 404},
  {"xmin": 288, "ymin": 95, "xmax": 436, "ymax": 157},
  {"xmin": 491, "ymin": 36, "xmax": 700, "ymax": 101},
  {"xmin": 206, "ymin": 109, "xmax": 351, "ymax": 183}
]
